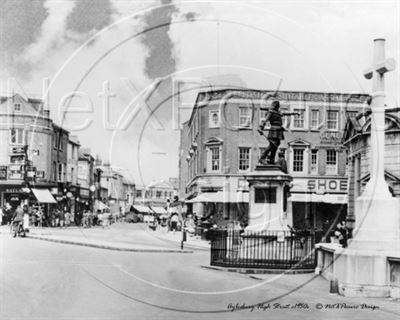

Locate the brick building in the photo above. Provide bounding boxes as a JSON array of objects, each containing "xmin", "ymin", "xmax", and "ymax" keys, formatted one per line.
[{"xmin": 179, "ymin": 89, "xmax": 369, "ymax": 229}]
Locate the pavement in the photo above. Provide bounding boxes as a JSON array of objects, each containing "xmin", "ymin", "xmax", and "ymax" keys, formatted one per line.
[
  {"xmin": 0, "ymin": 222, "xmax": 209, "ymax": 253},
  {"xmin": 1, "ymin": 233, "xmax": 399, "ymax": 320}
]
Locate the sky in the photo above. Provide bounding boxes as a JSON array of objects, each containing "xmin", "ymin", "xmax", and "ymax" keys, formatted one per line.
[{"xmin": 1, "ymin": 0, "xmax": 399, "ymax": 186}]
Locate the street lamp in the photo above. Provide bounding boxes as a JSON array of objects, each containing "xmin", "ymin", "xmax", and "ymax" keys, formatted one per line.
[{"xmin": 89, "ymin": 185, "xmax": 96, "ymax": 212}]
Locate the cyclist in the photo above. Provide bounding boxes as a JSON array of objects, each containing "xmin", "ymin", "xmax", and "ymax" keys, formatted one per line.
[{"xmin": 11, "ymin": 205, "xmax": 24, "ymax": 227}]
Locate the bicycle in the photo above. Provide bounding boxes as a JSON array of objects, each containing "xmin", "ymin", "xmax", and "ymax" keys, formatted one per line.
[{"xmin": 10, "ymin": 220, "xmax": 25, "ymax": 238}]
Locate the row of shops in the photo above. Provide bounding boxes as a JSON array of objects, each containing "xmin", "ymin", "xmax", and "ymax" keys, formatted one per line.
[
  {"xmin": 0, "ymin": 182, "xmax": 95, "ymax": 223},
  {"xmin": 182, "ymin": 175, "xmax": 348, "ymax": 230}
]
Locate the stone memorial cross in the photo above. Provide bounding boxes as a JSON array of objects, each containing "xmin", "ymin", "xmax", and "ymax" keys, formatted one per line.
[{"xmin": 362, "ymin": 38, "xmax": 396, "ymax": 197}]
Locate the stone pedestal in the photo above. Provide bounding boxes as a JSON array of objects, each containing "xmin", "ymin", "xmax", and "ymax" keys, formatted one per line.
[{"xmin": 245, "ymin": 164, "xmax": 293, "ymax": 232}]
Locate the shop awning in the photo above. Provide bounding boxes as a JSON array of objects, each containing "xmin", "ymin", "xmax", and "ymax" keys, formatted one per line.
[
  {"xmin": 150, "ymin": 206, "xmax": 167, "ymax": 214},
  {"xmin": 31, "ymin": 188, "xmax": 57, "ymax": 203},
  {"xmin": 290, "ymin": 193, "xmax": 348, "ymax": 204},
  {"xmin": 186, "ymin": 191, "xmax": 249, "ymax": 203},
  {"xmin": 95, "ymin": 200, "xmax": 109, "ymax": 211},
  {"xmin": 132, "ymin": 205, "xmax": 152, "ymax": 214}
]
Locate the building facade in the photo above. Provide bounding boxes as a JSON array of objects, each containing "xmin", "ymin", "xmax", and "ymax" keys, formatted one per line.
[
  {"xmin": 78, "ymin": 149, "xmax": 95, "ymax": 210},
  {"xmin": 0, "ymin": 94, "xmax": 56, "ymax": 212},
  {"xmin": 65, "ymin": 135, "xmax": 80, "ymax": 214},
  {"xmin": 179, "ymin": 89, "xmax": 370, "ymax": 229},
  {"xmin": 343, "ymin": 108, "xmax": 400, "ymax": 228},
  {"xmin": 134, "ymin": 180, "xmax": 176, "ymax": 207},
  {"xmin": 51, "ymin": 123, "xmax": 70, "ymax": 207}
]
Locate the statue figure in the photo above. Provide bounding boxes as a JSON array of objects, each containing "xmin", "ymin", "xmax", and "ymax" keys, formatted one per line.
[{"xmin": 258, "ymin": 100, "xmax": 299, "ymax": 164}]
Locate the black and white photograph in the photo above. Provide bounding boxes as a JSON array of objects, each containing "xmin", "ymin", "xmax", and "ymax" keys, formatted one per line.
[{"xmin": 0, "ymin": 1, "xmax": 399, "ymax": 319}]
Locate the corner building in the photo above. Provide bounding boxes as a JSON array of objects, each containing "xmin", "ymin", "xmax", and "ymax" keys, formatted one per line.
[{"xmin": 179, "ymin": 89, "xmax": 369, "ymax": 229}]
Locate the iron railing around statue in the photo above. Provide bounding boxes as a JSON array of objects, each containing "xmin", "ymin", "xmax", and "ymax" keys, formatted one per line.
[{"xmin": 209, "ymin": 229, "xmax": 319, "ymax": 270}]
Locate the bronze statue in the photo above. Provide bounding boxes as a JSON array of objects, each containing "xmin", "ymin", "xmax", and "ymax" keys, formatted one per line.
[{"xmin": 258, "ymin": 101, "xmax": 299, "ymax": 164}]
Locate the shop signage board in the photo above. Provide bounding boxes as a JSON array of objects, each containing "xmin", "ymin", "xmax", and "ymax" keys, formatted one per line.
[
  {"xmin": 8, "ymin": 171, "xmax": 23, "ymax": 180},
  {"xmin": 0, "ymin": 166, "xmax": 7, "ymax": 180},
  {"xmin": 9, "ymin": 164, "xmax": 23, "ymax": 171},
  {"xmin": 307, "ymin": 178, "xmax": 348, "ymax": 192},
  {"xmin": 292, "ymin": 177, "xmax": 349, "ymax": 194},
  {"xmin": 36, "ymin": 171, "xmax": 45, "ymax": 179},
  {"xmin": 10, "ymin": 146, "xmax": 26, "ymax": 154}
]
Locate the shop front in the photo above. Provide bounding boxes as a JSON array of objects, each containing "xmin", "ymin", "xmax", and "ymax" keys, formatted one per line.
[{"xmin": 290, "ymin": 177, "xmax": 349, "ymax": 231}]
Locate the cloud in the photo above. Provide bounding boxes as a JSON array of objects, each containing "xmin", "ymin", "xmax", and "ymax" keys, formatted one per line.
[
  {"xmin": 140, "ymin": 0, "xmax": 179, "ymax": 79},
  {"xmin": 19, "ymin": 0, "xmax": 76, "ymax": 65},
  {"xmin": 66, "ymin": 0, "xmax": 115, "ymax": 34}
]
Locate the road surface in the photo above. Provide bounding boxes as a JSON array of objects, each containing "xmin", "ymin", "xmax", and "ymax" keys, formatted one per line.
[{"xmin": 1, "ymin": 228, "xmax": 398, "ymax": 320}]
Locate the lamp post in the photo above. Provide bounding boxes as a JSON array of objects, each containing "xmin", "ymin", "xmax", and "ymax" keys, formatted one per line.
[{"xmin": 89, "ymin": 184, "xmax": 96, "ymax": 212}]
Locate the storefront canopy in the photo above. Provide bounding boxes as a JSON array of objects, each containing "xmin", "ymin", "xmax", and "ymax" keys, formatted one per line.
[
  {"xmin": 290, "ymin": 193, "xmax": 348, "ymax": 204},
  {"xmin": 95, "ymin": 200, "xmax": 109, "ymax": 211},
  {"xmin": 150, "ymin": 206, "xmax": 167, "ymax": 215},
  {"xmin": 31, "ymin": 188, "xmax": 57, "ymax": 203},
  {"xmin": 132, "ymin": 205, "xmax": 152, "ymax": 214},
  {"xmin": 186, "ymin": 191, "xmax": 249, "ymax": 203}
]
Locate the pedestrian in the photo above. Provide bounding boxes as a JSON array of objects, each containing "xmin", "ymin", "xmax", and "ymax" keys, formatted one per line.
[
  {"xmin": 59, "ymin": 210, "xmax": 65, "ymax": 228},
  {"xmin": 23, "ymin": 204, "xmax": 29, "ymax": 231},
  {"xmin": 183, "ymin": 213, "xmax": 195, "ymax": 235},
  {"xmin": 230, "ymin": 220, "xmax": 242, "ymax": 259},
  {"xmin": 170, "ymin": 213, "xmax": 179, "ymax": 233},
  {"xmin": 31, "ymin": 208, "xmax": 37, "ymax": 227},
  {"xmin": 5, "ymin": 204, "xmax": 12, "ymax": 225},
  {"xmin": 0, "ymin": 207, "xmax": 4, "ymax": 226},
  {"xmin": 36, "ymin": 207, "xmax": 43, "ymax": 228},
  {"xmin": 64, "ymin": 211, "xmax": 71, "ymax": 227},
  {"xmin": 334, "ymin": 221, "xmax": 347, "ymax": 247},
  {"xmin": 322, "ymin": 219, "xmax": 331, "ymax": 243}
]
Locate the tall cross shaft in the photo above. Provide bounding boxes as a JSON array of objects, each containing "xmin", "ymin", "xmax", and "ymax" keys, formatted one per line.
[{"xmin": 362, "ymin": 38, "xmax": 396, "ymax": 197}]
